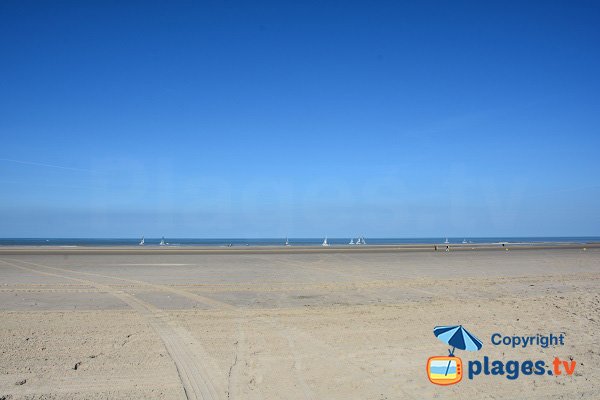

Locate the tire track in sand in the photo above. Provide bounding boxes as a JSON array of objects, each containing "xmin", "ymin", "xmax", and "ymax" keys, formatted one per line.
[
  {"xmin": 4, "ymin": 258, "xmax": 253, "ymax": 400},
  {"xmin": 0, "ymin": 259, "xmax": 223, "ymax": 400},
  {"xmin": 3, "ymin": 258, "xmax": 236, "ymax": 311}
]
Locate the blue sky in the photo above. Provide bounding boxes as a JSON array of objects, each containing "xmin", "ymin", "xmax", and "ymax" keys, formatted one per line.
[{"xmin": 1, "ymin": 1, "xmax": 599, "ymax": 237}]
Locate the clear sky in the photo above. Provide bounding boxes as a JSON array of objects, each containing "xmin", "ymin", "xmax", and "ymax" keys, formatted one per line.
[{"xmin": 1, "ymin": 1, "xmax": 599, "ymax": 238}]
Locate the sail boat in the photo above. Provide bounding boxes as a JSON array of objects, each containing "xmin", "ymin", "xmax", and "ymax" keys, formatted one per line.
[
  {"xmin": 361, "ymin": 237, "xmax": 366, "ymax": 245},
  {"xmin": 322, "ymin": 237, "xmax": 329, "ymax": 247},
  {"xmin": 160, "ymin": 237, "xmax": 166, "ymax": 246},
  {"xmin": 349, "ymin": 238, "xmax": 354, "ymax": 245},
  {"xmin": 139, "ymin": 236, "xmax": 145, "ymax": 246},
  {"xmin": 462, "ymin": 238, "xmax": 467, "ymax": 244},
  {"xmin": 285, "ymin": 237, "xmax": 290, "ymax": 246},
  {"xmin": 444, "ymin": 238, "xmax": 449, "ymax": 244}
]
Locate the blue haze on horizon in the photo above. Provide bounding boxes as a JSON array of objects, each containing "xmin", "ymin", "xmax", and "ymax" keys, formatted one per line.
[{"xmin": 0, "ymin": 1, "xmax": 599, "ymax": 238}]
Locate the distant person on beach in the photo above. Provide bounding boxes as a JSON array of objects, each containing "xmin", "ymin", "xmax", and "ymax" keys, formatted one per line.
[{"xmin": 445, "ymin": 245, "xmax": 449, "ymax": 252}]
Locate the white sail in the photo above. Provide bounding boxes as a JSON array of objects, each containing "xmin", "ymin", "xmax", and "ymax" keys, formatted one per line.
[
  {"xmin": 139, "ymin": 236, "xmax": 145, "ymax": 246},
  {"xmin": 444, "ymin": 238, "xmax": 449, "ymax": 244},
  {"xmin": 322, "ymin": 237, "xmax": 329, "ymax": 247},
  {"xmin": 361, "ymin": 237, "xmax": 366, "ymax": 245},
  {"xmin": 285, "ymin": 237, "xmax": 290, "ymax": 246},
  {"xmin": 160, "ymin": 237, "xmax": 166, "ymax": 246},
  {"xmin": 349, "ymin": 238, "xmax": 354, "ymax": 245},
  {"xmin": 462, "ymin": 238, "xmax": 467, "ymax": 244}
]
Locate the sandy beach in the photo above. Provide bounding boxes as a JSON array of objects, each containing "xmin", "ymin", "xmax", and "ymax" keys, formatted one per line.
[{"xmin": 1, "ymin": 246, "xmax": 599, "ymax": 399}]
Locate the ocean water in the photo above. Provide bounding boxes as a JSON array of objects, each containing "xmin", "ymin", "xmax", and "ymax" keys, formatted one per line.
[{"xmin": 0, "ymin": 237, "xmax": 598, "ymax": 247}]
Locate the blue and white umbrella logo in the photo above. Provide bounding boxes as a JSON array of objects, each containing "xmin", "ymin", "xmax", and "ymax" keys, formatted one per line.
[
  {"xmin": 433, "ymin": 325, "xmax": 483, "ymax": 377},
  {"xmin": 433, "ymin": 325, "xmax": 483, "ymax": 356}
]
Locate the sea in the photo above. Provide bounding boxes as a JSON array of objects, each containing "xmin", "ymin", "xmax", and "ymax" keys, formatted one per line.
[{"xmin": 0, "ymin": 237, "xmax": 598, "ymax": 247}]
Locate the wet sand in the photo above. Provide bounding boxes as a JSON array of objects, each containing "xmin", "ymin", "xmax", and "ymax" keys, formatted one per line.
[{"xmin": 1, "ymin": 247, "xmax": 599, "ymax": 399}]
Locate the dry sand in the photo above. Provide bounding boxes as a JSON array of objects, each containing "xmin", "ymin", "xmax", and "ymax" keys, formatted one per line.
[{"xmin": 0, "ymin": 247, "xmax": 598, "ymax": 399}]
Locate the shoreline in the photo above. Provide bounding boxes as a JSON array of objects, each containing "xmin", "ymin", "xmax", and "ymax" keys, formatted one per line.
[{"xmin": 0, "ymin": 242, "xmax": 598, "ymax": 255}]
